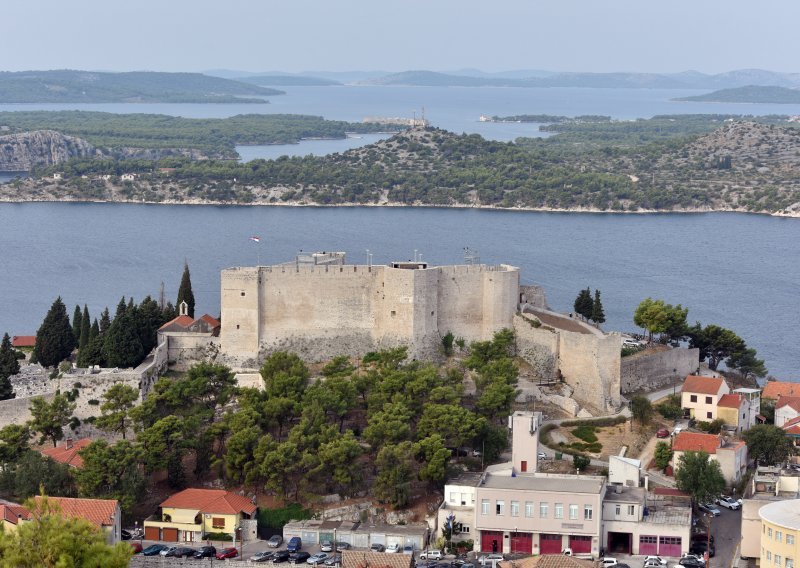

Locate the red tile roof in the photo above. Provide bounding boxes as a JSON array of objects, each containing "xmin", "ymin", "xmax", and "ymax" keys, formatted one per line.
[
  {"xmin": 158, "ymin": 314, "xmax": 194, "ymax": 331},
  {"xmin": 673, "ymin": 432, "xmax": 721, "ymax": 454},
  {"xmin": 717, "ymin": 394, "xmax": 744, "ymax": 409},
  {"xmin": 776, "ymin": 396, "xmax": 800, "ymax": 413},
  {"xmin": 343, "ymin": 550, "xmax": 414, "ymax": 568},
  {"xmin": 199, "ymin": 314, "xmax": 221, "ymax": 328},
  {"xmin": 11, "ymin": 335, "xmax": 35, "ymax": 348},
  {"xmin": 38, "ymin": 438, "xmax": 92, "ymax": 468},
  {"xmin": 682, "ymin": 375, "xmax": 726, "ymax": 396},
  {"xmin": 762, "ymin": 381, "xmax": 800, "ymax": 400},
  {"xmin": 782, "ymin": 416, "xmax": 800, "ymax": 430},
  {"xmin": 652, "ymin": 487, "xmax": 690, "ymax": 497},
  {"xmin": 0, "ymin": 504, "xmax": 31, "ymax": 525},
  {"xmin": 35, "ymin": 496, "xmax": 118, "ymax": 528},
  {"xmin": 160, "ymin": 488, "xmax": 257, "ymax": 516}
]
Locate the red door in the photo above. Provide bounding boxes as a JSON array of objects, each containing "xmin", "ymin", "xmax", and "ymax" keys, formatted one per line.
[
  {"xmin": 510, "ymin": 533, "xmax": 532, "ymax": 554},
  {"xmin": 569, "ymin": 535, "xmax": 592, "ymax": 554},
  {"xmin": 639, "ymin": 535, "xmax": 658, "ymax": 555},
  {"xmin": 481, "ymin": 531, "xmax": 503, "ymax": 553},
  {"xmin": 658, "ymin": 536, "xmax": 682, "ymax": 557},
  {"xmin": 521, "ymin": 461, "xmax": 527, "ymax": 472},
  {"xmin": 540, "ymin": 534, "xmax": 563, "ymax": 554}
]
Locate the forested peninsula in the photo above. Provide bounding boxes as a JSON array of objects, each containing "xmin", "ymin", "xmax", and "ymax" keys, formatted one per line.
[
  {"xmin": 0, "ymin": 70, "xmax": 283, "ymax": 103},
  {"xmin": 675, "ymin": 85, "xmax": 800, "ymax": 104},
  {"xmin": 4, "ymin": 114, "xmax": 800, "ymax": 216}
]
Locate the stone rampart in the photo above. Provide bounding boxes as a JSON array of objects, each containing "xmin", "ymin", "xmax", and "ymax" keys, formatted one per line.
[{"xmin": 621, "ymin": 347, "xmax": 700, "ymax": 393}]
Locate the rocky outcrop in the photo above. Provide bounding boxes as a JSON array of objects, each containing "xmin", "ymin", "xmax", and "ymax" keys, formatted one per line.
[{"xmin": 0, "ymin": 130, "xmax": 97, "ymax": 171}]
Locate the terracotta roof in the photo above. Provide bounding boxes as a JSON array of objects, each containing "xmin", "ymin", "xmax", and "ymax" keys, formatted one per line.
[
  {"xmin": 199, "ymin": 314, "xmax": 221, "ymax": 328},
  {"xmin": 38, "ymin": 438, "xmax": 92, "ymax": 468},
  {"xmin": 0, "ymin": 504, "xmax": 31, "ymax": 525},
  {"xmin": 782, "ymin": 416, "xmax": 800, "ymax": 430},
  {"xmin": 672, "ymin": 432, "xmax": 721, "ymax": 454},
  {"xmin": 343, "ymin": 550, "xmax": 414, "ymax": 568},
  {"xmin": 158, "ymin": 314, "xmax": 194, "ymax": 331},
  {"xmin": 682, "ymin": 375, "xmax": 726, "ymax": 395},
  {"xmin": 499, "ymin": 555, "xmax": 598, "ymax": 568},
  {"xmin": 776, "ymin": 396, "xmax": 800, "ymax": 413},
  {"xmin": 762, "ymin": 381, "xmax": 800, "ymax": 400},
  {"xmin": 160, "ymin": 488, "xmax": 257, "ymax": 516},
  {"xmin": 717, "ymin": 394, "xmax": 744, "ymax": 408},
  {"xmin": 11, "ymin": 335, "xmax": 35, "ymax": 348},
  {"xmin": 35, "ymin": 496, "xmax": 118, "ymax": 528},
  {"xmin": 652, "ymin": 487, "xmax": 690, "ymax": 497}
]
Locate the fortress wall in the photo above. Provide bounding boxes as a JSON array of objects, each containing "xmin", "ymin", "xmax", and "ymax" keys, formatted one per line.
[
  {"xmin": 621, "ymin": 347, "xmax": 699, "ymax": 393},
  {"xmin": 375, "ymin": 267, "xmax": 417, "ymax": 345},
  {"xmin": 410, "ymin": 269, "xmax": 441, "ymax": 356},
  {"xmin": 558, "ymin": 331, "xmax": 621, "ymax": 412},
  {"xmin": 513, "ymin": 314, "xmax": 559, "ymax": 380},
  {"xmin": 163, "ymin": 333, "xmax": 216, "ymax": 370},
  {"xmin": 436, "ymin": 266, "xmax": 490, "ymax": 343},
  {"xmin": 220, "ymin": 267, "xmax": 262, "ymax": 357},
  {"xmin": 482, "ymin": 265, "xmax": 520, "ymax": 338}
]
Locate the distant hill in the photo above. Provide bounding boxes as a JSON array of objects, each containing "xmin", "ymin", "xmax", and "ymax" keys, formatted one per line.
[
  {"xmin": 0, "ymin": 70, "xmax": 285, "ymax": 103},
  {"xmin": 675, "ymin": 85, "xmax": 800, "ymax": 104},
  {"xmin": 235, "ymin": 75, "xmax": 341, "ymax": 86}
]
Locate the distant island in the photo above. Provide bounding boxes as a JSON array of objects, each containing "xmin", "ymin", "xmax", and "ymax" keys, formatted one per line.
[
  {"xmin": 235, "ymin": 75, "xmax": 342, "ymax": 86},
  {"xmin": 675, "ymin": 85, "xmax": 800, "ymax": 104},
  {"xmin": 0, "ymin": 70, "xmax": 284, "ymax": 103}
]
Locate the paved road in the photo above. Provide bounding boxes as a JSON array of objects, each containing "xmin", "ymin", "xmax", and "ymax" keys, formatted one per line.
[{"xmin": 704, "ymin": 506, "xmax": 742, "ymax": 568}]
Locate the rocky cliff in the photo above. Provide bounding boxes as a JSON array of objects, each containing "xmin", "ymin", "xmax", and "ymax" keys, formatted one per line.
[{"xmin": 0, "ymin": 130, "xmax": 97, "ymax": 171}]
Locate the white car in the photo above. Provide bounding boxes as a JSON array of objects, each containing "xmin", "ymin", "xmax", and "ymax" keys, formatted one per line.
[
  {"xmin": 479, "ymin": 554, "xmax": 504, "ymax": 565},
  {"xmin": 420, "ymin": 550, "xmax": 443, "ymax": 561},
  {"xmin": 385, "ymin": 544, "xmax": 401, "ymax": 553},
  {"xmin": 718, "ymin": 496, "xmax": 740, "ymax": 510},
  {"xmin": 680, "ymin": 553, "xmax": 705, "ymax": 566},
  {"xmin": 699, "ymin": 502, "xmax": 721, "ymax": 517},
  {"xmin": 308, "ymin": 554, "xmax": 330, "ymax": 565},
  {"xmin": 602, "ymin": 558, "xmax": 618, "ymax": 567},
  {"xmin": 538, "ymin": 451, "xmax": 548, "ymax": 460},
  {"xmin": 643, "ymin": 556, "xmax": 668, "ymax": 567}
]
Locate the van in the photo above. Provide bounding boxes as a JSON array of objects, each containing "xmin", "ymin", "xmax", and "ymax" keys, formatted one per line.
[{"xmin": 288, "ymin": 537, "xmax": 302, "ymax": 552}]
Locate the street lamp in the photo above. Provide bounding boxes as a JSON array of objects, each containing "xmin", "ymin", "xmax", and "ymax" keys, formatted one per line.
[{"xmin": 334, "ymin": 528, "xmax": 337, "ymax": 555}]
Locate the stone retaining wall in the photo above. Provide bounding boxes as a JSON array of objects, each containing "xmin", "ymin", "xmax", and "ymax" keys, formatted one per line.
[{"xmin": 621, "ymin": 347, "xmax": 700, "ymax": 393}]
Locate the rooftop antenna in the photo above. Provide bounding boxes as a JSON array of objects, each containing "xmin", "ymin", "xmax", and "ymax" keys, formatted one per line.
[
  {"xmin": 421, "ymin": 106, "xmax": 426, "ymax": 124},
  {"xmin": 464, "ymin": 247, "xmax": 480, "ymax": 265}
]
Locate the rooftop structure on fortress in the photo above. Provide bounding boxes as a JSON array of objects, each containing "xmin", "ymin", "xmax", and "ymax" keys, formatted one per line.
[{"xmin": 218, "ymin": 253, "xmax": 520, "ymax": 364}]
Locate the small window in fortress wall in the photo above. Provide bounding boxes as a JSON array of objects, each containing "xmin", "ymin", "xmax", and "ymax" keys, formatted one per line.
[
  {"xmin": 241, "ymin": 291, "xmax": 246, "ymax": 296},
  {"xmin": 431, "ymin": 311, "xmax": 434, "ymax": 316},
  {"xmin": 391, "ymin": 311, "xmax": 396, "ymax": 317},
  {"xmin": 236, "ymin": 325, "xmax": 240, "ymax": 329}
]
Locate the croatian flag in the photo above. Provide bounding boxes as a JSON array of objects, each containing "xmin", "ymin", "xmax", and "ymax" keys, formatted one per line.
[{"xmin": 249, "ymin": 236, "xmax": 261, "ymax": 243}]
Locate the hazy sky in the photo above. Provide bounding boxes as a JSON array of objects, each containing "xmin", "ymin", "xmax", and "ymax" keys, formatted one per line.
[{"xmin": 4, "ymin": 0, "xmax": 799, "ymax": 74}]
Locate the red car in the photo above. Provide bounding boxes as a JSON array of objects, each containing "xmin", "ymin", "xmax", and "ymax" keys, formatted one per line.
[
  {"xmin": 656, "ymin": 428, "xmax": 670, "ymax": 438},
  {"xmin": 129, "ymin": 542, "xmax": 143, "ymax": 554},
  {"xmin": 216, "ymin": 547, "xmax": 238, "ymax": 559}
]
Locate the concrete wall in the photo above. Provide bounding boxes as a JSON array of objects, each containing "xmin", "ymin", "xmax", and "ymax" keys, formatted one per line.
[
  {"xmin": 621, "ymin": 348, "xmax": 700, "ymax": 394},
  {"xmin": 219, "ymin": 263, "xmax": 520, "ymax": 364}
]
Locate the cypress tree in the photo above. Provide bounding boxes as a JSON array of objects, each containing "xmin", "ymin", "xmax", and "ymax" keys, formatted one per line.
[
  {"xmin": 99, "ymin": 308, "xmax": 111, "ymax": 334},
  {"xmin": 115, "ymin": 297, "xmax": 127, "ymax": 319},
  {"xmin": 79, "ymin": 305, "xmax": 90, "ymax": 351},
  {"xmin": 90, "ymin": 319, "xmax": 100, "ymax": 340},
  {"xmin": 176, "ymin": 262, "xmax": 195, "ymax": 318},
  {"xmin": 103, "ymin": 311, "xmax": 144, "ymax": 368},
  {"xmin": 32, "ymin": 297, "xmax": 76, "ymax": 368},
  {"xmin": 574, "ymin": 287, "xmax": 594, "ymax": 319},
  {"xmin": 591, "ymin": 289, "xmax": 606, "ymax": 324},
  {"xmin": 0, "ymin": 333, "xmax": 19, "ymax": 400},
  {"xmin": 71, "ymin": 305, "xmax": 82, "ymax": 343}
]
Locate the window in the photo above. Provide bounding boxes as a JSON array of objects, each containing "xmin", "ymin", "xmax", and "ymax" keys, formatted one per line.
[
  {"xmin": 496, "ymin": 500, "xmax": 504, "ymax": 516},
  {"xmin": 776, "ymin": 555, "xmax": 782, "ymax": 567},
  {"xmin": 628, "ymin": 505, "xmax": 635, "ymax": 516},
  {"xmin": 511, "ymin": 501, "xmax": 519, "ymax": 517},
  {"xmin": 768, "ymin": 551, "xmax": 772, "ymax": 561},
  {"xmin": 539, "ymin": 502, "xmax": 548, "ymax": 518},
  {"xmin": 450, "ymin": 492, "xmax": 457, "ymax": 503},
  {"xmin": 788, "ymin": 535, "xmax": 795, "ymax": 545},
  {"xmin": 554, "ymin": 503, "xmax": 564, "ymax": 519},
  {"xmin": 584, "ymin": 505, "xmax": 593, "ymax": 520},
  {"xmin": 391, "ymin": 310, "xmax": 396, "ymax": 317},
  {"xmin": 690, "ymin": 395, "xmax": 698, "ymax": 403},
  {"xmin": 569, "ymin": 504, "xmax": 578, "ymax": 520},
  {"xmin": 481, "ymin": 499, "xmax": 489, "ymax": 515},
  {"xmin": 615, "ymin": 505, "xmax": 621, "ymax": 517},
  {"xmin": 525, "ymin": 502, "xmax": 534, "ymax": 518},
  {"xmin": 777, "ymin": 531, "xmax": 783, "ymax": 542},
  {"xmin": 706, "ymin": 396, "xmax": 713, "ymax": 404},
  {"xmin": 461, "ymin": 525, "xmax": 470, "ymax": 534},
  {"xmin": 212, "ymin": 517, "xmax": 225, "ymax": 529},
  {"xmin": 240, "ymin": 291, "xmax": 245, "ymax": 296},
  {"xmin": 786, "ymin": 558, "xmax": 793, "ymax": 568},
  {"xmin": 769, "ymin": 528, "xmax": 773, "ymax": 538},
  {"xmin": 707, "ymin": 411, "xmax": 713, "ymax": 419}
]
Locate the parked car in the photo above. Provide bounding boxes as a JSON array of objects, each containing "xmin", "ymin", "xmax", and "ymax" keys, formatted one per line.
[
  {"xmin": 370, "ymin": 544, "xmax": 385, "ymax": 553},
  {"xmin": 216, "ymin": 547, "xmax": 239, "ymax": 560},
  {"xmin": 120, "ymin": 529, "xmax": 132, "ymax": 541},
  {"xmin": 698, "ymin": 503, "xmax": 721, "ymax": 517},
  {"xmin": 479, "ymin": 554, "xmax": 505, "ymax": 565},
  {"xmin": 170, "ymin": 547, "xmax": 196, "ymax": 558},
  {"xmin": 335, "ymin": 542, "xmax": 351, "ymax": 550},
  {"xmin": 288, "ymin": 537, "xmax": 303, "ymax": 552},
  {"xmin": 324, "ymin": 554, "xmax": 342, "ymax": 566},
  {"xmin": 321, "ymin": 541, "xmax": 334, "ymax": 552},
  {"xmin": 689, "ymin": 541, "xmax": 716, "ymax": 558},
  {"xmin": 272, "ymin": 550, "xmax": 292, "ymax": 563},
  {"xmin": 290, "ymin": 552, "xmax": 311, "ymax": 564},
  {"xmin": 194, "ymin": 546, "xmax": 217, "ymax": 559},
  {"xmin": 386, "ymin": 543, "xmax": 401, "ymax": 553},
  {"xmin": 680, "ymin": 553, "xmax": 705, "ymax": 565},
  {"xmin": 718, "ymin": 496, "xmax": 740, "ymax": 510},
  {"xmin": 129, "ymin": 542, "xmax": 143, "ymax": 554},
  {"xmin": 538, "ymin": 451, "xmax": 549, "ymax": 460},
  {"xmin": 253, "ymin": 551, "xmax": 277, "ymax": 563},
  {"xmin": 672, "ymin": 427, "xmax": 683, "ymax": 436},
  {"xmin": 159, "ymin": 546, "xmax": 177, "ymax": 557},
  {"xmin": 420, "ymin": 550, "xmax": 443, "ymax": 561},
  {"xmin": 691, "ymin": 533, "xmax": 714, "ymax": 544},
  {"xmin": 142, "ymin": 544, "xmax": 167, "ymax": 556},
  {"xmin": 403, "ymin": 545, "xmax": 414, "ymax": 555},
  {"xmin": 268, "ymin": 535, "xmax": 285, "ymax": 548},
  {"xmin": 602, "ymin": 558, "xmax": 618, "ymax": 567},
  {"xmin": 308, "ymin": 553, "xmax": 330, "ymax": 565},
  {"xmin": 643, "ymin": 556, "xmax": 668, "ymax": 567},
  {"xmin": 656, "ymin": 428, "xmax": 670, "ymax": 438},
  {"xmin": 679, "ymin": 557, "xmax": 705, "ymax": 568}
]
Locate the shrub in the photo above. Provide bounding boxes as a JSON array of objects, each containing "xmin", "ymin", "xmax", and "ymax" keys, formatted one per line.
[
  {"xmin": 88, "ymin": 399, "xmax": 100, "ymax": 406},
  {"xmin": 696, "ymin": 421, "xmax": 711, "ymax": 432},
  {"xmin": 203, "ymin": 532, "xmax": 232, "ymax": 541},
  {"xmin": 656, "ymin": 402, "xmax": 683, "ymax": 420},
  {"xmin": 571, "ymin": 425, "xmax": 598, "ymax": 443}
]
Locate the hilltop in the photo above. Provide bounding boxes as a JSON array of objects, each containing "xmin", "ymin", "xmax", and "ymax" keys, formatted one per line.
[{"xmin": 0, "ymin": 70, "xmax": 284, "ymax": 103}]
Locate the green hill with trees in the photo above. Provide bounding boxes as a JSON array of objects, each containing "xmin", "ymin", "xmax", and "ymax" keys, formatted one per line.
[{"xmin": 675, "ymin": 85, "xmax": 800, "ymax": 104}]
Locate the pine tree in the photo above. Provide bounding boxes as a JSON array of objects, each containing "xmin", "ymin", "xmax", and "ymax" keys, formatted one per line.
[
  {"xmin": 32, "ymin": 297, "xmax": 76, "ymax": 368},
  {"xmin": 79, "ymin": 305, "xmax": 90, "ymax": 350},
  {"xmin": 103, "ymin": 311, "xmax": 144, "ymax": 368},
  {"xmin": 115, "ymin": 297, "xmax": 127, "ymax": 319},
  {"xmin": 71, "ymin": 305, "xmax": 82, "ymax": 343},
  {"xmin": 99, "ymin": 308, "xmax": 111, "ymax": 334},
  {"xmin": 0, "ymin": 333, "xmax": 19, "ymax": 400},
  {"xmin": 162, "ymin": 302, "xmax": 178, "ymax": 322},
  {"xmin": 90, "ymin": 319, "xmax": 100, "ymax": 341},
  {"xmin": 573, "ymin": 287, "xmax": 594, "ymax": 319},
  {"xmin": 591, "ymin": 289, "xmax": 606, "ymax": 324},
  {"xmin": 177, "ymin": 262, "xmax": 195, "ymax": 318}
]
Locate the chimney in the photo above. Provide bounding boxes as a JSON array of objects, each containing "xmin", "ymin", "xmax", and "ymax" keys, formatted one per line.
[{"xmin": 65, "ymin": 438, "xmax": 73, "ymax": 449}]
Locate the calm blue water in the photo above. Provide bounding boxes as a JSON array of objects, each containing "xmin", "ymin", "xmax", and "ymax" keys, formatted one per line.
[{"xmin": 0, "ymin": 204, "xmax": 796, "ymax": 379}]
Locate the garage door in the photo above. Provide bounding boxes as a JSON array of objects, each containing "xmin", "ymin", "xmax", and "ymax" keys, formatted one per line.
[
  {"xmin": 144, "ymin": 526, "xmax": 160, "ymax": 541},
  {"xmin": 639, "ymin": 535, "xmax": 658, "ymax": 555},
  {"xmin": 302, "ymin": 531, "xmax": 318, "ymax": 545},
  {"xmin": 162, "ymin": 528, "xmax": 179, "ymax": 542},
  {"xmin": 481, "ymin": 531, "xmax": 503, "ymax": 553},
  {"xmin": 658, "ymin": 536, "xmax": 682, "ymax": 557},
  {"xmin": 569, "ymin": 535, "xmax": 591, "ymax": 554},
  {"xmin": 510, "ymin": 533, "xmax": 532, "ymax": 554},
  {"xmin": 540, "ymin": 534, "xmax": 563, "ymax": 554}
]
